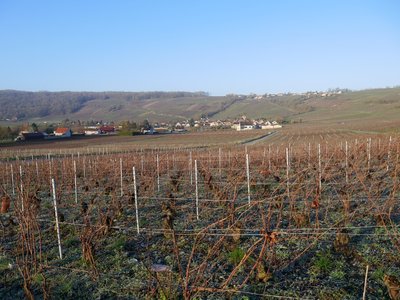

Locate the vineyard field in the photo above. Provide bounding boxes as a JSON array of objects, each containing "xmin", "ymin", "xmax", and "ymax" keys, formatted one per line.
[{"xmin": 1, "ymin": 134, "xmax": 400, "ymax": 299}]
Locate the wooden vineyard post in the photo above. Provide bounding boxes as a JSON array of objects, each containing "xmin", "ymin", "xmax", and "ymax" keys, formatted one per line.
[
  {"xmin": 156, "ymin": 154, "xmax": 160, "ymax": 192},
  {"xmin": 49, "ymin": 159, "xmax": 53, "ymax": 196},
  {"xmin": 268, "ymin": 144, "xmax": 271, "ymax": 170},
  {"xmin": 262, "ymin": 147, "xmax": 266, "ymax": 166},
  {"xmin": 166, "ymin": 154, "xmax": 170, "ymax": 177},
  {"xmin": 189, "ymin": 151, "xmax": 193, "ymax": 185},
  {"xmin": 19, "ymin": 165, "xmax": 24, "ymax": 211},
  {"xmin": 367, "ymin": 138, "xmax": 371, "ymax": 171},
  {"xmin": 362, "ymin": 265, "xmax": 369, "ymax": 300},
  {"xmin": 83, "ymin": 157, "xmax": 86, "ymax": 179},
  {"xmin": 387, "ymin": 136, "xmax": 392, "ymax": 171},
  {"xmin": 308, "ymin": 143, "xmax": 311, "ymax": 169},
  {"xmin": 345, "ymin": 141, "xmax": 349, "ymax": 184},
  {"xmin": 35, "ymin": 160, "xmax": 39, "ymax": 177},
  {"xmin": 73, "ymin": 160, "xmax": 78, "ymax": 204},
  {"xmin": 195, "ymin": 159, "xmax": 199, "ymax": 220},
  {"xmin": 10, "ymin": 164, "xmax": 15, "ymax": 196},
  {"xmin": 132, "ymin": 167, "xmax": 140, "ymax": 234},
  {"xmin": 286, "ymin": 148, "xmax": 290, "ymax": 198},
  {"xmin": 218, "ymin": 148, "xmax": 222, "ymax": 177},
  {"xmin": 51, "ymin": 178, "xmax": 63, "ymax": 259},
  {"xmin": 318, "ymin": 144, "xmax": 322, "ymax": 193},
  {"xmin": 246, "ymin": 153, "xmax": 251, "ymax": 205},
  {"xmin": 120, "ymin": 158, "xmax": 123, "ymax": 197}
]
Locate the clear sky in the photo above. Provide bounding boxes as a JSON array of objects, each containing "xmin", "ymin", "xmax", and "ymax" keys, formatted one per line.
[{"xmin": 0, "ymin": 0, "xmax": 399, "ymax": 95}]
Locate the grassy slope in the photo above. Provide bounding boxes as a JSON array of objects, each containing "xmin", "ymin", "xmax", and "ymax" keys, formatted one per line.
[
  {"xmin": 167, "ymin": 88, "xmax": 400, "ymax": 125},
  {"xmin": 60, "ymin": 96, "xmax": 230, "ymax": 122},
  {"xmin": 2, "ymin": 88, "xmax": 399, "ymax": 127},
  {"xmin": 295, "ymin": 88, "xmax": 400, "ymax": 123}
]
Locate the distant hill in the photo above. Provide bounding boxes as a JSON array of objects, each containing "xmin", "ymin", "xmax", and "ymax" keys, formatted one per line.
[{"xmin": 0, "ymin": 88, "xmax": 399, "ymax": 125}]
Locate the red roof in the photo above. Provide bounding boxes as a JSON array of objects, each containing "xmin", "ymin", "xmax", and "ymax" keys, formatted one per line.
[
  {"xmin": 55, "ymin": 127, "xmax": 70, "ymax": 134},
  {"xmin": 99, "ymin": 125, "xmax": 115, "ymax": 132}
]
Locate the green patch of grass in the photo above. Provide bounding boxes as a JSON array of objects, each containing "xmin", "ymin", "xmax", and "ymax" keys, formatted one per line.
[
  {"xmin": 371, "ymin": 268, "xmax": 385, "ymax": 281},
  {"xmin": 59, "ymin": 275, "xmax": 75, "ymax": 297},
  {"xmin": 108, "ymin": 236, "xmax": 127, "ymax": 251},
  {"xmin": 32, "ymin": 273, "xmax": 45, "ymax": 285},
  {"xmin": 330, "ymin": 269, "xmax": 346, "ymax": 280},
  {"xmin": 227, "ymin": 247, "xmax": 245, "ymax": 265},
  {"xmin": 64, "ymin": 235, "xmax": 80, "ymax": 248},
  {"xmin": 319, "ymin": 288, "xmax": 349, "ymax": 300},
  {"xmin": 314, "ymin": 251, "xmax": 334, "ymax": 273},
  {"xmin": 309, "ymin": 251, "xmax": 335, "ymax": 280},
  {"xmin": 0, "ymin": 256, "xmax": 11, "ymax": 271}
]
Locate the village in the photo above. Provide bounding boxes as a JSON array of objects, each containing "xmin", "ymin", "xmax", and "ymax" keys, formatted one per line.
[{"xmin": 14, "ymin": 116, "xmax": 282, "ymax": 141}]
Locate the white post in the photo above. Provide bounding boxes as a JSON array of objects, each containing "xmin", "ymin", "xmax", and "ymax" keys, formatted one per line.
[
  {"xmin": 156, "ymin": 154, "xmax": 160, "ymax": 192},
  {"xmin": 52, "ymin": 179, "xmax": 63, "ymax": 259},
  {"xmin": 73, "ymin": 161, "xmax": 78, "ymax": 204},
  {"xmin": 120, "ymin": 158, "xmax": 123, "ymax": 197},
  {"xmin": 35, "ymin": 160, "xmax": 39, "ymax": 177},
  {"xmin": 195, "ymin": 160, "xmax": 199, "ymax": 220},
  {"xmin": 362, "ymin": 265, "xmax": 369, "ymax": 300},
  {"xmin": 132, "ymin": 167, "xmax": 140, "ymax": 234},
  {"xmin": 10, "ymin": 164, "xmax": 15, "ymax": 196},
  {"xmin": 246, "ymin": 153, "xmax": 251, "ymax": 205}
]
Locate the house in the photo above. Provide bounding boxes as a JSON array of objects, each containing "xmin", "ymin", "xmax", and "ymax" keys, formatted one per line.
[
  {"xmin": 84, "ymin": 128, "xmax": 101, "ymax": 135},
  {"xmin": 233, "ymin": 121, "xmax": 255, "ymax": 131},
  {"xmin": 261, "ymin": 121, "xmax": 282, "ymax": 129},
  {"xmin": 15, "ymin": 131, "xmax": 46, "ymax": 141},
  {"xmin": 54, "ymin": 127, "xmax": 72, "ymax": 137},
  {"xmin": 99, "ymin": 125, "xmax": 115, "ymax": 134},
  {"xmin": 239, "ymin": 124, "xmax": 255, "ymax": 131},
  {"xmin": 142, "ymin": 128, "xmax": 155, "ymax": 134}
]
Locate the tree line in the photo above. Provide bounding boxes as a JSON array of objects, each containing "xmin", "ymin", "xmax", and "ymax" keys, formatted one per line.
[{"xmin": 0, "ymin": 90, "xmax": 209, "ymax": 120}]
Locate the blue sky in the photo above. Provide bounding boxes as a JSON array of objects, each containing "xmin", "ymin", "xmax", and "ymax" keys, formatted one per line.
[{"xmin": 0, "ymin": 0, "xmax": 399, "ymax": 95}]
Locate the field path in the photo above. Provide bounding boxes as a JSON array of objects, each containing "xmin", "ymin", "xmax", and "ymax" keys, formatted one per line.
[{"xmin": 241, "ymin": 131, "xmax": 279, "ymax": 145}]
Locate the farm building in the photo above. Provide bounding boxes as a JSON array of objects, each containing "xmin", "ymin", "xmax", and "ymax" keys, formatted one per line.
[
  {"xmin": 232, "ymin": 122, "xmax": 255, "ymax": 131},
  {"xmin": 15, "ymin": 131, "xmax": 46, "ymax": 141},
  {"xmin": 54, "ymin": 127, "xmax": 72, "ymax": 137},
  {"xmin": 261, "ymin": 121, "xmax": 282, "ymax": 129},
  {"xmin": 99, "ymin": 125, "xmax": 116, "ymax": 134},
  {"xmin": 84, "ymin": 128, "xmax": 101, "ymax": 135}
]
